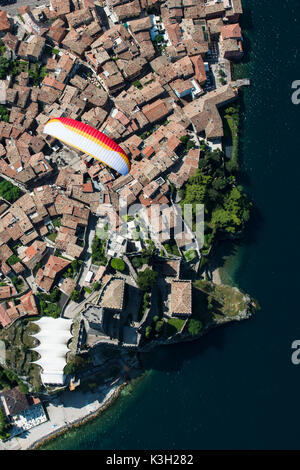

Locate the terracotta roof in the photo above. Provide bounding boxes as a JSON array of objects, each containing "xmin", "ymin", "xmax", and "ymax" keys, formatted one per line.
[
  {"xmin": 0, "ymin": 10, "xmax": 10, "ymax": 33},
  {"xmin": 60, "ymin": 277, "xmax": 76, "ymax": 296},
  {"xmin": 191, "ymin": 54, "xmax": 206, "ymax": 84},
  {"xmin": 0, "ymin": 387, "xmax": 31, "ymax": 417},
  {"xmin": 19, "ymin": 291, "xmax": 38, "ymax": 316},
  {"xmin": 35, "ymin": 269, "xmax": 54, "ymax": 292},
  {"xmin": 57, "ymin": 54, "xmax": 75, "ymax": 73},
  {"xmin": 166, "ymin": 23, "xmax": 182, "ymax": 46},
  {"xmin": 50, "ymin": 0, "xmax": 71, "ymax": 16},
  {"xmin": 83, "ymin": 182, "xmax": 93, "ymax": 193},
  {"xmin": 94, "ymin": 265, "xmax": 106, "ymax": 283},
  {"xmin": 11, "ymin": 262, "xmax": 25, "ymax": 274},
  {"xmin": 221, "ymin": 23, "xmax": 242, "ymax": 40},
  {"xmin": 142, "ymin": 99, "xmax": 171, "ymax": 123},
  {"xmin": 25, "ymin": 245, "xmax": 37, "ymax": 259},
  {"xmin": 171, "ymin": 280, "xmax": 192, "ymax": 316},
  {"xmin": 0, "ymin": 303, "xmax": 12, "ymax": 327},
  {"xmin": 156, "ymin": 259, "xmax": 180, "ymax": 277},
  {"xmin": 0, "ymin": 286, "xmax": 15, "ymax": 300},
  {"xmin": 142, "ymin": 145, "xmax": 155, "ymax": 159},
  {"xmin": 128, "ymin": 16, "xmax": 152, "ymax": 33},
  {"xmin": 43, "ymin": 255, "xmax": 70, "ymax": 279},
  {"xmin": 42, "ymin": 76, "xmax": 65, "ymax": 91}
]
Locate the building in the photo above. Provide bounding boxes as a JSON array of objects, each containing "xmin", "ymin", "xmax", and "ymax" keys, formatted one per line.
[
  {"xmin": 83, "ymin": 305, "xmax": 105, "ymax": 335},
  {"xmin": 220, "ymin": 23, "xmax": 243, "ymax": 60},
  {"xmin": 35, "ymin": 255, "xmax": 70, "ymax": 292},
  {"xmin": 60, "ymin": 277, "xmax": 77, "ymax": 296},
  {"xmin": 26, "ymin": 35, "xmax": 46, "ymax": 62},
  {"xmin": 0, "ymin": 291, "xmax": 38, "ymax": 328},
  {"xmin": 171, "ymin": 78, "xmax": 194, "ymax": 99},
  {"xmin": 31, "ymin": 317, "xmax": 73, "ymax": 385},
  {"xmin": 0, "ymin": 10, "xmax": 10, "ymax": 37},
  {"xmin": 0, "ymin": 387, "xmax": 47, "ymax": 438},
  {"xmin": 142, "ymin": 99, "xmax": 172, "ymax": 123},
  {"xmin": 100, "ymin": 278, "xmax": 125, "ymax": 312},
  {"xmin": 19, "ymin": 240, "xmax": 48, "ymax": 271},
  {"xmin": 50, "ymin": 0, "xmax": 71, "ymax": 18},
  {"xmin": 170, "ymin": 280, "xmax": 192, "ymax": 317},
  {"xmin": 0, "ymin": 80, "xmax": 6, "ymax": 105},
  {"xmin": 183, "ymin": 84, "xmax": 238, "ymax": 139}
]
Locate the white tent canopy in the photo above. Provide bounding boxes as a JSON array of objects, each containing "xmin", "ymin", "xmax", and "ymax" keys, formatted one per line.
[{"xmin": 31, "ymin": 317, "xmax": 73, "ymax": 385}]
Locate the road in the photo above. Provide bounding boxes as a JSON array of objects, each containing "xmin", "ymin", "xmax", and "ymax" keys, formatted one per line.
[
  {"xmin": 0, "ymin": 0, "xmax": 48, "ymax": 16},
  {"xmin": 63, "ymin": 218, "xmax": 97, "ymax": 319},
  {"xmin": 63, "ymin": 289, "xmax": 100, "ymax": 319}
]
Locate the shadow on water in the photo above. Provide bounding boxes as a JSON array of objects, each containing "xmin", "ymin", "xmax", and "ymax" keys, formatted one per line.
[
  {"xmin": 235, "ymin": 89, "xmax": 250, "ymax": 185},
  {"xmin": 139, "ymin": 324, "xmax": 230, "ymax": 373},
  {"xmin": 241, "ymin": 204, "xmax": 264, "ymax": 246},
  {"xmin": 237, "ymin": 8, "xmax": 254, "ymax": 66},
  {"xmin": 211, "ymin": 238, "xmax": 237, "ymax": 266},
  {"xmin": 240, "ymin": 6, "xmax": 254, "ymax": 31}
]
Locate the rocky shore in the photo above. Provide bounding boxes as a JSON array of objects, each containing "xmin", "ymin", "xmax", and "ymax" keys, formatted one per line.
[{"xmin": 141, "ymin": 293, "xmax": 255, "ymax": 354}]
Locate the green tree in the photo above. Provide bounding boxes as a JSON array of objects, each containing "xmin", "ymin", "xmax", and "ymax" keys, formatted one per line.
[
  {"xmin": 0, "ymin": 179, "xmax": 21, "ymax": 203},
  {"xmin": 137, "ymin": 268, "xmax": 158, "ymax": 291},
  {"xmin": 132, "ymin": 257, "xmax": 142, "ymax": 269},
  {"xmin": 187, "ymin": 318, "xmax": 203, "ymax": 335},
  {"xmin": 70, "ymin": 290, "xmax": 81, "ymax": 303},
  {"xmin": 44, "ymin": 302, "xmax": 61, "ymax": 318},
  {"xmin": 207, "ymin": 295, "xmax": 214, "ymax": 311},
  {"xmin": 49, "ymin": 288, "xmax": 61, "ymax": 303},
  {"xmin": 225, "ymin": 159, "xmax": 239, "ymax": 174},
  {"xmin": 155, "ymin": 319, "xmax": 164, "ymax": 335},
  {"xmin": 0, "ymin": 405, "xmax": 10, "ymax": 440},
  {"xmin": 211, "ymin": 186, "xmax": 251, "ymax": 234},
  {"xmin": 0, "ymin": 56, "xmax": 10, "ymax": 79},
  {"xmin": 110, "ymin": 258, "xmax": 125, "ymax": 272},
  {"xmin": 212, "ymin": 177, "xmax": 227, "ymax": 192},
  {"xmin": 145, "ymin": 325, "xmax": 152, "ymax": 338},
  {"xmin": 0, "ymin": 105, "xmax": 9, "ymax": 122},
  {"xmin": 64, "ymin": 361, "xmax": 77, "ymax": 376},
  {"xmin": 133, "ymin": 80, "xmax": 142, "ymax": 89},
  {"xmin": 180, "ymin": 135, "xmax": 189, "ymax": 145},
  {"xmin": 91, "ymin": 235, "xmax": 107, "ymax": 266},
  {"xmin": 7, "ymin": 254, "xmax": 21, "ymax": 266},
  {"xmin": 154, "ymin": 34, "xmax": 164, "ymax": 44},
  {"xmin": 186, "ymin": 140, "xmax": 196, "ymax": 151},
  {"xmin": 18, "ymin": 381, "xmax": 29, "ymax": 394}
]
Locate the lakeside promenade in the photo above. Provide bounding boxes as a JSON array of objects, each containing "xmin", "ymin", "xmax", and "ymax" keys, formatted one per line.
[{"xmin": 0, "ymin": 380, "xmax": 124, "ymax": 450}]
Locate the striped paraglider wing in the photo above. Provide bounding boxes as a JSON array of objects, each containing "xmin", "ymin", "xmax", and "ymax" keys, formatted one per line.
[{"xmin": 43, "ymin": 117, "xmax": 131, "ymax": 176}]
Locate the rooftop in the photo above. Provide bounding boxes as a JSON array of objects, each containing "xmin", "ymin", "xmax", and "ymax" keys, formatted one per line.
[
  {"xmin": 171, "ymin": 280, "xmax": 192, "ymax": 316},
  {"xmin": 101, "ymin": 278, "xmax": 125, "ymax": 310}
]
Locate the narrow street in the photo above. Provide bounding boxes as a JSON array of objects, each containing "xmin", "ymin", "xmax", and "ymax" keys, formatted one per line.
[
  {"xmin": 0, "ymin": 0, "xmax": 47, "ymax": 17},
  {"xmin": 63, "ymin": 216, "xmax": 98, "ymax": 319}
]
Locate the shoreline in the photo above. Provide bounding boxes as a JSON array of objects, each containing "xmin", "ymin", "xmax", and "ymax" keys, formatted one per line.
[
  {"xmin": 30, "ymin": 382, "xmax": 127, "ymax": 450},
  {"xmin": 1, "ymin": 257, "xmax": 248, "ymax": 451},
  {"xmin": 28, "ymin": 268, "xmax": 251, "ymax": 450},
  {"xmin": 212, "ymin": 268, "xmax": 222, "ymax": 285},
  {"xmin": 0, "ymin": 379, "xmax": 127, "ymax": 451}
]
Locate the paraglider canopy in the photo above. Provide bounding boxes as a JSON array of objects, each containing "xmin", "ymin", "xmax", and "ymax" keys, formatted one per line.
[{"xmin": 43, "ymin": 117, "xmax": 131, "ymax": 176}]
